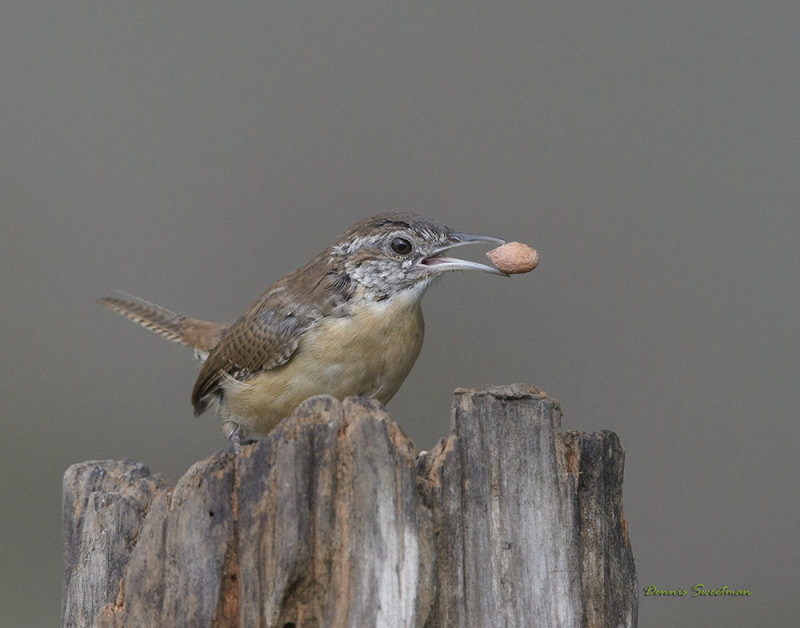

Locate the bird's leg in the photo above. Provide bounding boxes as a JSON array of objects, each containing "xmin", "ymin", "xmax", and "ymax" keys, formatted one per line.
[{"xmin": 225, "ymin": 421, "xmax": 244, "ymax": 455}]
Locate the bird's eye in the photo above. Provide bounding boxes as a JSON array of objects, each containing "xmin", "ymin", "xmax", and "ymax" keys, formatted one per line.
[{"xmin": 391, "ymin": 237, "xmax": 413, "ymax": 255}]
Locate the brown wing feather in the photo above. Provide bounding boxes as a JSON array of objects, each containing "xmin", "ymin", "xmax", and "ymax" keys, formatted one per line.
[
  {"xmin": 190, "ymin": 289, "xmax": 323, "ymax": 414},
  {"xmin": 190, "ymin": 249, "xmax": 356, "ymax": 415}
]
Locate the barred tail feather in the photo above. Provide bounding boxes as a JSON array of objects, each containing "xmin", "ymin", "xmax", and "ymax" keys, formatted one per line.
[{"xmin": 97, "ymin": 293, "xmax": 228, "ymax": 354}]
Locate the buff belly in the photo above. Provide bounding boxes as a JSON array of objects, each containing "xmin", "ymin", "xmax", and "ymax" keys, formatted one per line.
[{"xmin": 221, "ymin": 297, "xmax": 425, "ymax": 437}]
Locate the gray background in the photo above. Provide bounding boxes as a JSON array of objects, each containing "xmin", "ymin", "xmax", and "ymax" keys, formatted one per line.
[{"xmin": 2, "ymin": 2, "xmax": 797, "ymax": 626}]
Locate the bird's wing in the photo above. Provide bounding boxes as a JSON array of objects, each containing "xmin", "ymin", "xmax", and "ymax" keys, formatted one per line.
[{"xmin": 191, "ymin": 296, "xmax": 322, "ymax": 414}]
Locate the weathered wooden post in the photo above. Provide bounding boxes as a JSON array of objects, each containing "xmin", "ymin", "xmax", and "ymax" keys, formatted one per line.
[{"xmin": 62, "ymin": 385, "xmax": 637, "ymax": 627}]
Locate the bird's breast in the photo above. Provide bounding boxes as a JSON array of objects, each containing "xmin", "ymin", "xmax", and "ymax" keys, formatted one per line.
[
  {"xmin": 223, "ymin": 294, "xmax": 425, "ymax": 435},
  {"xmin": 301, "ymin": 296, "xmax": 425, "ymax": 399}
]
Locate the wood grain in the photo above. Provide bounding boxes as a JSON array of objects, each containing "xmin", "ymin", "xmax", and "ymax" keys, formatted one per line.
[{"xmin": 62, "ymin": 386, "xmax": 637, "ymax": 627}]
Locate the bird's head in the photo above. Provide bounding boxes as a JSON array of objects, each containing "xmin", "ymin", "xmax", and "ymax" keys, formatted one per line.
[{"xmin": 328, "ymin": 212, "xmax": 506, "ymax": 301}]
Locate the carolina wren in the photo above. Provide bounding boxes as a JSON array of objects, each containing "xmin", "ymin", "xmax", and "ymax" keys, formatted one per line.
[{"xmin": 99, "ymin": 212, "xmax": 507, "ymax": 447}]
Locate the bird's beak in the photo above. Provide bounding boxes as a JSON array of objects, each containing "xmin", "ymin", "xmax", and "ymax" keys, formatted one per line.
[{"xmin": 419, "ymin": 232, "xmax": 508, "ymax": 276}]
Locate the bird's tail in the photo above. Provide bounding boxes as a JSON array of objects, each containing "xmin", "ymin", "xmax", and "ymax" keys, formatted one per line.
[{"xmin": 97, "ymin": 292, "xmax": 229, "ymax": 358}]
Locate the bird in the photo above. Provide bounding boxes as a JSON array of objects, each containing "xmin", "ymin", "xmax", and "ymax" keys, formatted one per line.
[{"xmin": 98, "ymin": 212, "xmax": 508, "ymax": 449}]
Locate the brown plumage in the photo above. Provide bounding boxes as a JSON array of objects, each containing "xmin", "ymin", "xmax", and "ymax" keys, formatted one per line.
[
  {"xmin": 99, "ymin": 212, "xmax": 509, "ymax": 446},
  {"xmin": 190, "ymin": 253, "xmax": 339, "ymax": 414}
]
